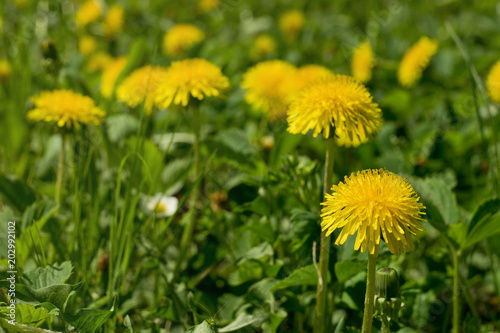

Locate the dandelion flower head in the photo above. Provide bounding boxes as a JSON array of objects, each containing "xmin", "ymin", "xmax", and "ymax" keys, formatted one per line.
[
  {"xmin": 155, "ymin": 58, "xmax": 229, "ymax": 109},
  {"xmin": 162, "ymin": 24, "xmax": 205, "ymax": 57},
  {"xmin": 351, "ymin": 41, "xmax": 376, "ymax": 83},
  {"xmin": 28, "ymin": 90, "xmax": 105, "ymax": 128},
  {"xmin": 76, "ymin": 0, "xmax": 102, "ymax": 27},
  {"xmin": 287, "ymin": 74, "xmax": 382, "ymax": 147},
  {"xmin": 116, "ymin": 65, "xmax": 168, "ymax": 114},
  {"xmin": 241, "ymin": 60, "xmax": 297, "ymax": 119},
  {"xmin": 321, "ymin": 169, "xmax": 426, "ymax": 257},
  {"xmin": 101, "ymin": 56, "xmax": 127, "ymax": 99},
  {"xmin": 103, "ymin": 4, "xmax": 124, "ymax": 38},
  {"xmin": 398, "ymin": 36, "xmax": 438, "ymax": 87},
  {"xmin": 279, "ymin": 10, "xmax": 305, "ymax": 40},
  {"xmin": 486, "ymin": 60, "xmax": 500, "ymax": 103}
]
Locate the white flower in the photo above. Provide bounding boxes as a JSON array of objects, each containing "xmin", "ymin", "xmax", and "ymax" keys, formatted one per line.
[{"xmin": 146, "ymin": 194, "xmax": 179, "ymax": 218}]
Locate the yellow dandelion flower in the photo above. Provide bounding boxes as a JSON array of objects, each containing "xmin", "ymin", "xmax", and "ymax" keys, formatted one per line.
[
  {"xmin": 288, "ymin": 65, "xmax": 333, "ymax": 99},
  {"xmin": 87, "ymin": 52, "xmax": 113, "ymax": 72},
  {"xmin": 0, "ymin": 59, "xmax": 12, "ymax": 83},
  {"xmin": 162, "ymin": 24, "xmax": 205, "ymax": 57},
  {"xmin": 351, "ymin": 41, "xmax": 376, "ymax": 83},
  {"xmin": 155, "ymin": 58, "xmax": 229, "ymax": 109},
  {"xmin": 78, "ymin": 35, "xmax": 97, "ymax": 56},
  {"xmin": 75, "ymin": 0, "xmax": 102, "ymax": 27},
  {"xmin": 116, "ymin": 65, "xmax": 168, "ymax": 113},
  {"xmin": 287, "ymin": 74, "xmax": 382, "ymax": 146},
  {"xmin": 28, "ymin": 90, "xmax": 105, "ymax": 128},
  {"xmin": 321, "ymin": 169, "xmax": 426, "ymax": 257},
  {"xmin": 103, "ymin": 4, "xmax": 124, "ymax": 38},
  {"xmin": 398, "ymin": 36, "xmax": 438, "ymax": 87},
  {"xmin": 279, "ymin": 10, "xmax": 305, "ymax": 41},
  {"xmin": 101, "ymin": 56, "xmax": 127, "ymax": 99},
  {"xmin": 486, "ymin": 60, "xmax": 500, "ymax": 103},
  {"xmin": 241, "ymin": 60, "xmax": 297, "ymax": 119},
  {"xmin": 198, "ymin": 0, "xmax": 219, "ymax": 12},
  {"xmin": 250, "ymin": 34, "xmax": 276, "ymax": 61}
]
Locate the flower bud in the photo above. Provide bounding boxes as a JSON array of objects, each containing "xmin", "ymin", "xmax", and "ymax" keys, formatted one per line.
[{"xmin": 375, "ymin": 267, "xmax": 400, "ymax": 299}]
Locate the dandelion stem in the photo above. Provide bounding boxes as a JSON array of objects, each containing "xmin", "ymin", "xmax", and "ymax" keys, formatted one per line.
[
  {"xmin": 314, "ymin": 136, "xmax": 335, "ymax": 333},
  {"xmin": 55, "ymin": 134, "xmax": 65, "ymax": 207},
  {"xmin": 179, "ymin": 105, "xmax": 201, "ymax": 262},
  {"xmin": 362, "ymin": 253, "xmax": 377, "ymax": 333}
]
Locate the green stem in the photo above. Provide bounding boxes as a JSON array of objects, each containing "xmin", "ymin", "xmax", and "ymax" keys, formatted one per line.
[
  {"xmin": 179, "ymin": 106, "xmax": 201, "ymax": 260},
  {"xmin": 452, "ymin": 249, "xmax": 461, "ymax": 333},
  {"xmin": 381, "ymin": 319, "xmax": 390, "ymax": 333},
  {"xmin": 55, "ymin": 134, "xmax": 65, "ymax": 207},
  {"xmin": 362, "ymin": 254, "xmax": 377, "ymax": 333},
  {"xmin": 314, "ymin": 136, "xmax": 335, "ymax": 333}
]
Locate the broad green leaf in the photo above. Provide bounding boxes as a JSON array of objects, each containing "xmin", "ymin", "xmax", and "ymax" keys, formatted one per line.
[
  {"xmin": 218, "ymin": 311, "xmax": 267, "ymax": 332},
  {"xmin": 270, "ymin": 265, "xmax": 318, "ymax": 291},
  {"xmin": 467, "ymin": 198, "xmax": 500, "ymax": 232},
  {"xmin": 0, "ymin": 304, "xmax": 50, "ymax": 327},
  {"xmin": 0, "ymin": 207, "xmax": 15, "ymax": 259},
  {"xmin": 186, "ymin": 320, "xmax": 214, "ymax": 333},
  {"xmin": 64, "ymin": 308, "xmax": 113, "ymax": 333},
  {"xmin": 26, "ymin": 283, "xmax": 82, "ymax": 310},
  {"xmin": 269, "ymin": 132, "xmax": 301, "ymax": 169},
  {"xmin": 0, "ymin": 317, "xmax": 61, "ymax": 333},
  {"xmin": 106, "ymin": 114, "xmax": 139, "ymax": 143},
  {"xmin": 21, "ymin": 199, "xmax": 57, "ymax": 231},
  {"xmin": 463, "ymin": 213, "xmax": 500, "ymax": 249},
  {"xmin": 123, "ymin": 315, "xmax": 134, "ymax": 333},
  {"xmin": 447, "ymin": 222, "xmax": 467, "ymax": 249},
  {"xmin": 335, "ymin": 259, "xmax": 367, "ymax": 283},
  {"xmin": 34, "ymin": 135, "xmax": 61, "ymax": 178},
  {"xmin": 23, "ymin": 262, "xmax": 73, "ymax": 289},
  {"xmin": 262, "ymin": 309, "xmax": 287, "ymax": 333}
]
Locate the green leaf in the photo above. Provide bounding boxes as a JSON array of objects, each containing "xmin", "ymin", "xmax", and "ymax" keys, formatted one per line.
[
  {"xmin": 335, "ymin": 259, "xmax": 367, "ymax": 284},
  {"xmin": 467, "ymin": 198, "xmax": 500, "ymax": 233},
  {"xmin": 186, "ymin": 320, "xmax": 214, "ymax": 333},
  {"xmin": 269, "ymin": 132, "xmax": 301, "ymax": 169},
  {"xmin": 123, "ymin": 315, "xmax": 134, "ymax": 333},
  {"xmin": 218, "ymin": 311, "xmax": 267, "ymax": 332},
  {"xmin": 0, "ymin": 317, "xmax": 61, "ymax": 333},
  {"xmin": 21, "ymin": 199, "xmax": 57, "ymax": 231},
  {"xmin": 463, "ymin": 213, "xmax": 500, "ymax": 249},
  {"xmin": 26, "ymin": 282, "xmax": 82, "ymax": 310},
  {"xmin": 0, "ymin": 304, "xmax": 51, "ymax": 327},
  {"xmin": 34, "ymin": 135, "xmax": 61, "ymax": 178},
  {"xmin": 270, "ymin": 265, "xmax": 318, "ymax": 291},
  {"xmin": 447, "ymin": 222, "xmax": 467, "ymax": 249},
  {"xmin": 23, "ymin": 262, "xmax": 73, "ymax": 289},
  {"xmin": 64, "ymin": 308, "xmax": 113, "ymax": 333}
]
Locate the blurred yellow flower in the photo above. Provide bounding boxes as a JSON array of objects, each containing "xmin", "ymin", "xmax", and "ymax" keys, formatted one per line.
[
  {"xmin": 287, "ymin": 74, "xmax": 382, "ymax": 147},
  {"xmin": 116, "ymin": 65, "xmax": 168, "ymax": 113},
  {"xmin": 398, "ymin": 36, "xmax": 438, "ymax": 87},
  {"xmin": 28, "ymin": 90, "xmax": 105, "ymax": 128},
  {"xmin": 101, "ymin": 56, "xmax": 127, "ymax": 99},
  {"xmin": 351, "ymin": 41, "xmax": 376, "ymax": 83},
  {"xmin": 78, "ymin": 35, "xmax": 97, "ymax": 56},
  {"xmin": 486, "ymin": 60, "xmax": 500, "ymax": 103},
  {"xmin": 0, "ymin": 59, "xmax": 12, "ymax": 83},
  {"xmin": 0, "ymin": 17, "xmax": 3, "ymax": 34},
  {"xmin": 155, "ymin": 58, "xmax": 229, "ymax": 109},
  {"xmin": 279, "ymin": 10, "xmax": 305, "ymax": 41},
  {"xmin": 241, "ymin": 60, "xmax": 297, "ymax": 119},
  {"xmin": 198, "ymin": 0, "xmax": 219, "ymax": 12},
  {"xmin": 250, "ymin": 34, "xmax": 276, "ymax": 61},
  {"xmin": 321, "ymin": 169, "xmax": 426, "ymax": 257},
  {"xmin": 75, "ymin": 0, "xmax": 102, "ymax": 27},
  {"xmin": 103, "ymin": 4, "xmax": 124, "ymax": 38},
  {"xmin": 14, "ymin": 0, "xmax": 29, "ymax": 8},
  {"xmin": 289, "ymin": 65, "xmax": 333, "ymax": 98},
  {"xmin": 87, "ymin": 52, "xmax": 113, "ymax": 72},
  {"xmin": 162, "ymin": 24, "xmax": 205, "ymax": 57}
]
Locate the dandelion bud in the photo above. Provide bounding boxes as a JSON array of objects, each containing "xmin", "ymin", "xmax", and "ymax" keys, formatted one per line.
[{"xmin": 375, "ymin": 267, "xmax": 400, "ymax": 299}]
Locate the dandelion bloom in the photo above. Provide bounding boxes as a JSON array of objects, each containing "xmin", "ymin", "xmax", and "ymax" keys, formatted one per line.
[
  {"xmin": 155, "ymin": 58, "xmax": 229, "ymax": 109},
  {"xmin": 103, "ymin": 4, "xmax": 124, "ymax": 38},
  {"xmin": 486, "ymin": 60, "xmax": 500, "ymax": 103},
  {"xmin": 242, "ymin": 60, "xmax": 297, "ymax": 119},
  {"xmin": 75, "ymin": 0, "xmax": 101, "ymax": 27},
  {"xmin": 251, "ymin": 34, "xmax": 276, "ymax": 61},
  {"xmin": 162, "ymin": 24, "xmax": 205, "ymax": 57},
  {"xmin": 321, "ymin": 169, "xmax": 426, "ymax": 257},
  {"xmin": 28, "ymin": 90, "xmax": 105, "ymax": 128},
  {"xmin": 0, "ymin": 59, "xmax": 12, "ymax": 83},
  {"xmin": 116, "ymin": 65, "xmax": 168, "ymax": 113},
  {"xmin": 87, "ymin": 52, "xmax": 113, "ymax": 72},
  {"xmin": 279, "ymin": 10, "xmax": 305, "ymax": 41},
  {"xmin": 398, "ymin": 37, "xmax": 438, "ymax": 87},
  {"xmin": 287, "ymin": 74, "xmax": 382, "ymax": 147},
  {"xmin": 351, "ymin": 41, "xmax": 376, "ymax": 83},
  {"xmin": 101, "ymin": 56, "xmax": 127, "ymax": 99},
  {"xmin": 78, "ymin": 35, "xmax": 97, "ymax": 56},
  {"xmin": 198, "ymin": 0, "xmax": 219, "ymax": 12}
]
